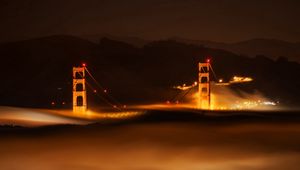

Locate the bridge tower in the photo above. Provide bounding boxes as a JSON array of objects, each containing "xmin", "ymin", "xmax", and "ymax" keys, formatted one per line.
[
  {"xmin": 73, "ymin": 65, "xmax": 87, "ymax": 113},
  {"xmin": 198, "ymin": 61, "xmax": 211, "ymax": 109}
]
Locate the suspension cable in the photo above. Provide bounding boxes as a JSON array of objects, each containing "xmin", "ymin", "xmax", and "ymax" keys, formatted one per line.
[
  {"xmin": 177, "ymin": 86, "xmax": 195, "ymax": 102},
  {"xmin": 170, "ymin": 90, "xmax": 185, "ymax": 102},
  {"xmin": 77, "ymin": 70, "xmax": 122, "ymax": 111},
  {"xmin": 209, "ymin": 64, "xmax": 219, "ymax": 81},
  {"xmin": 84, "ymin": 67, "xmax": 124, "ymax": 107},
  {"xmin": 86, "ymin": 82, "xmax": 122, "ymax": 111}
]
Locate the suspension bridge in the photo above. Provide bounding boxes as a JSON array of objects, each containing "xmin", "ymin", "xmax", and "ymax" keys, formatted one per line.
[{"xmin": 72, "ymin": 59, "xmax": 255, "ymax": 116}]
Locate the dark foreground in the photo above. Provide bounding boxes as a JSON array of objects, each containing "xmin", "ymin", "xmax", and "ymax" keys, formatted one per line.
[{"xmin": 1, "ymin": 110, "xmax": 300, "ymax": 170}]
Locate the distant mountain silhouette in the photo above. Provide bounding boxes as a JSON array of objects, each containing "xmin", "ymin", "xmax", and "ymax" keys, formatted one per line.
[
  {"xmin": 81, "ymin": 35, "xmax": 300, "ymax": 63},
  {"xmin": 171, "ymin": 37, "xmax": 300, "ymax": 63},
  {"xmin": 80, "ymin": 34, "xmax": 148, "ymax": 47},
  {"xmin": 0, "ymin": 35, "xmax": 299, "ymax": 108}
]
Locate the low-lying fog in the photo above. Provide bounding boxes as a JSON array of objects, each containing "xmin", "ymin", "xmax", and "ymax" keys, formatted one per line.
[{"xmin": 1, "ymin": 117, "xmax": 300, "ymax": 170}]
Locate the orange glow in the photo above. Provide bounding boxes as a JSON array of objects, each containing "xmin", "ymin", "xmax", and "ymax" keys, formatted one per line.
[
  {"xmin": 71, "ymin": 109, "xmax": 142, "ymax": 120},
  {"xmin": 0, "ymin": 107, "xmax": 90, "ymax": 127},
  {"xmin": 190, "ymin": 85, "xmax": 278, "ymax": 111},
  {"xmin": 0, "ymin": 106, "xmax": 143, "ymax": 127}
]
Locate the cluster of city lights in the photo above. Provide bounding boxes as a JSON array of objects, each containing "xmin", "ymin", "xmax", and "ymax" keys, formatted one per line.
[
  {"xmin": 230, "ymin": 76, "xmax": 253, "ymax": 84},
  {"xmin": 212, "ymin": 100, "xmax": 278, "ymax": 110},
  {"xmin": 173, "ymin": 81, "xmax": 198, "ymax": 90}
]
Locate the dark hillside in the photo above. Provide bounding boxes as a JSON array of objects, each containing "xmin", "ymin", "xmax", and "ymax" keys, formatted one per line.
[{"xmin": 0, "ymin": 35, "xmax": 299, "ymax": 108}]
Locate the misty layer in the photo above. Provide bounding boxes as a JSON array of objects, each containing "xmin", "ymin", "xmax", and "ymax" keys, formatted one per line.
[{"xmin": 1, "ymin": 122, "xmax": 300, "ymax": 170}]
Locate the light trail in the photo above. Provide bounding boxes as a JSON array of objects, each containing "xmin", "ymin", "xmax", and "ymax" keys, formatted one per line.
[
  {"xmin": 0, "ymin": 107, "xmax": 91, "ymax": 127},
  {"xmin": 63, "ymin": 110, "xmax": 142, "ymax": 120},
  {"xmin": 0, "ymin": 106, "xmax": 143, "ymax": 127}
]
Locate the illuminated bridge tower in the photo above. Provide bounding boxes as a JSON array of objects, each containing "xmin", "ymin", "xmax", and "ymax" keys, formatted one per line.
[
  {"xmin": 198, "ymin": 61, "xmax": 211, "ymax": 110},
  {"xmin": 73, "ymin": 66, "xmax": 87, "ymax": 113}
]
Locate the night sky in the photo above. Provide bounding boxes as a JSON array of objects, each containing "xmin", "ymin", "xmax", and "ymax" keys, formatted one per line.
[{"xmin": 0, "ymin": 0, "xmax": 299, "ymax": 43}]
